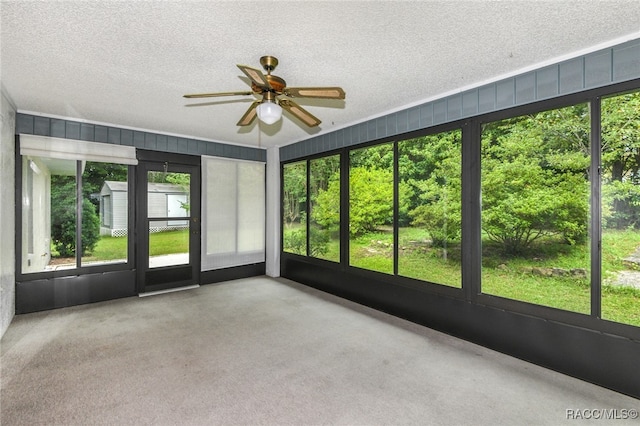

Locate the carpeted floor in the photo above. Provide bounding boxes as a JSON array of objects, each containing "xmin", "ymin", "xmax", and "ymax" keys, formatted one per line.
[{"xmin": 1, "ymin": 277, "xmax": 637, "ymax": 425}]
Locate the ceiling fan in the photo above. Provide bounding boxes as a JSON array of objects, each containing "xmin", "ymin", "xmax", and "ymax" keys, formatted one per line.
[{"xmin": 184, "ymin": 56, "xmax": 345, "ymax": 127}]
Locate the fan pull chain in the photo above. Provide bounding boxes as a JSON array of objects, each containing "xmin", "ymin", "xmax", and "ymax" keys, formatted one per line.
[{"xmin": 258, "ymin": 121, "xmax": 262, "ymax": 148}]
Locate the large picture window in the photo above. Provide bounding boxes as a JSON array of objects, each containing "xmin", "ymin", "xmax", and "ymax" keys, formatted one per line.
[
  {"xmin": 349, "ymin": 143, "xmax": 394, "ymax": 274},
  {"xmin": 280, "ymin": 83, "xmax": 639, "ymax": 331},
  {"xmin": 20, "ymin": 136, "xmax": 135, "ymax": 274},
  {"xmin": 600, "ymin": 90, "xmax": 640, "ymax": 327},
  {"xmin": 398, "ymin": 130, "xmax": 462, "ymax": 287},
  {"xmin": 309, "ymin": 155, "xmax": 340, "ymax": 262},
  {"xmin": 282, "ymin": 161, "xmax": 307, "ymax": 255},
  {"xmin": 481, "ymin": 104, "xmax": 591, "ymax": 313}
]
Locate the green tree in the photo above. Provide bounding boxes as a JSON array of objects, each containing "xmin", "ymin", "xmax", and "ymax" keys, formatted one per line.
[
  {"xmin": 601, "ymin": 91, "xmax": 640, "ymax": 229},
  {"xmin": 312, "ymin": 166, "xmax": 394, "ymax": 237},
  {"xmin": 82, "ymin": 162, "xmax": 128, "ymax": 200},
  {"xmin": 400, "ymin": 130, "xmax": 462, "ymax": 247},
  {"xmin": 51, "ymin": 176, "xmax": 100, "ymax": 257},
  {"xmin": 350, "ymin": 167, "xmax": 394, "ymax": 236},
  {"xmin": 283, "ymin": 162, "xmax": 307, "ymax": 226},
  {"xmin": 481, "ymin": 107, "xmax": 590, "ymax": 255}
]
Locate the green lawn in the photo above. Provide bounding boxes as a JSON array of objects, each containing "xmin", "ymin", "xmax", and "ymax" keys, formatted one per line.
[
  {"xmin": 284, "ymin": 226, "xmax": 640, "ymax": 327},
  {"xmin": 79, "ymin": 229, "xmax": 189, "ymax": 263}
]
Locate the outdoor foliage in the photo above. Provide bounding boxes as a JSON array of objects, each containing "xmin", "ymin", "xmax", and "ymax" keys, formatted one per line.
[
  {"xmin": 400, "ymin": 131, "xmax": 462, "ymax": 248},
  {"xmin": 601, "ymin": 92, "xmax": 640, "ymax": 229},
  {"xmin": 50, "ymin": 162, "xmax": 128, "ymax": 258},
  {"xmin": 51, "ymin": 176, "xmax": 100, "ymax": 257},
  {"xmin": 283, "ymin": 162, "xmax": 307, "ymax": 226},
  {"xmin": 481, "ymin": 106, "xmax": 590, "ymax": 254},
  {"xmin": 348, "ymin": 167, "xmax": 394, "ymax": 236},
  {"xmin": 282, "ymin": 91, "xmax": 640, "ymax": 326}
]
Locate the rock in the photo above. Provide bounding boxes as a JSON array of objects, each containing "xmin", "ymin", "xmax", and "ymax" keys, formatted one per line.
[
  {"xmin": 570, "ymin": 268, "xmax": 588, "ymax": 278},
  {"xmin": 531, "ymin": 267, "xmax": 552, "ymax": 277}
]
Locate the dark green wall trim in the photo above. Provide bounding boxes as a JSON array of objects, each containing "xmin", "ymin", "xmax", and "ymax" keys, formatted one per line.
[{"xmin": 16, "ymin": 113, "xmax": 266, "ymax": 162}]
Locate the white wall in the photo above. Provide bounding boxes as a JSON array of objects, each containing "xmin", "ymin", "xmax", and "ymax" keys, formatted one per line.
[
  {"xmin": 265, "ymin": 146, "xmax": 280, "ymax": 277},
  {"xmin": 0, "ymin": 89, "xmax": 16, "ymax": 338},
  {"xmin": 21, "ymin": 157, "xmax": 51, "ymax": 273}
]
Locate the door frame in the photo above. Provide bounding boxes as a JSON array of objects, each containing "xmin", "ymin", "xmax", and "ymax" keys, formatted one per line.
[{"xmin": 135, "ymin": 150, "xmax": 201, "ymax": 294}]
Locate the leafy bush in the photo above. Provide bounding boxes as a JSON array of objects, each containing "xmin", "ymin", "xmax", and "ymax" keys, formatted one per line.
[
  {"xmin": 283, "ymin": 228, "xmax": 330, "ymax": 257},
  {"xmin": 348, "ymin": 167, "xmax": 394, "ymax": 236},
  {"xmin": 51, "ymin": 177, "xmax": 100, "ymax": 257}
]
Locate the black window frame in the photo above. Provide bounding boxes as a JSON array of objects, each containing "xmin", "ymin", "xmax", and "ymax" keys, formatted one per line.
[
  {"xmin": 280, "ymin": 78, "xmax": 640, "ymax": 341},
  {"xmin": 15, "ymin": 135, "xmax": 136, "ymax": 282}
]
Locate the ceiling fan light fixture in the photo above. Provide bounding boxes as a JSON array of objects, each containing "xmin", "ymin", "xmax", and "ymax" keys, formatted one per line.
[{"xmin": 257, "ymin": 100, "xmax": 282, "ymax": 125}]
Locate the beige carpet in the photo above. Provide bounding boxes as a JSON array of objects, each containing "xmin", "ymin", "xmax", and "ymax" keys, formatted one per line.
[{"xmin": 1, "ymin": 277, "xmax": 637, "ymax": 425}]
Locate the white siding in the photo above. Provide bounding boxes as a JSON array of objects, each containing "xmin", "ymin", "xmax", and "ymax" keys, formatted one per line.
[{"xmin": 112, "ymin": 191, "xmax": 128, "ymax": 230}]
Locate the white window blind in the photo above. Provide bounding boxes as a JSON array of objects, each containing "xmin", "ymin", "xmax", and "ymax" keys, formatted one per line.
[
  {"xmin": 201, "ymin": 156, "xmax": 265, "ymax": 270},
  {"xmin": 20, "ymin": 134, "xmax": 138, "ymax": 165}
]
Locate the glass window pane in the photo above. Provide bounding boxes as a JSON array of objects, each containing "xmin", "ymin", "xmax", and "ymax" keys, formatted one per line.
[
  {"xmin": 147, "ymin": 171, "xmax": 191, "ymax": 220},
  {"xmin": 481, "ymin": 104, "xmax": 591, "ymax": 313},
  {"xmin": 601, "ymin": 90, "xmax": 640, "ymax": 327},
  {"xmin": 282, "ymin": 161, "xmax": 307, "ymax": 255},
  {"xmin": 309, "ymin": 155, "xmax": 340, "ymax": 262},
  {"xmin": 80, "ymin": 162, "xmax": 129, "ymax": 267},
  {"xmin": 147, "ymin": 171, "xmax": 191, "ymax": 269},
  {"xmin": 398, "ymin": 130, "xmax": 462, "ymax": 287},
  {"xmin": 21, "ymin": 156, "xmax": 77, "ymax": 273},
  {"xmin": 148, "ymin": 220, "xmax": 189, "ymax": 268},
  {"xmin": 349, "ymin": 143, "xmax": 394, "ymax": 274}
]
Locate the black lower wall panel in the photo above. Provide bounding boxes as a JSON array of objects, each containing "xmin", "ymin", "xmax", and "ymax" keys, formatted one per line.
[
  {"xmin": 281, "ymin": 257, "xmax": 640, "ymax": 398},
  {"xmin": 16, "ymin": 270, "xmax": 136, "ymax": 314},
  {"xmin": 200, "ymin": 263, "xmax": 265, "ymax": 285}
]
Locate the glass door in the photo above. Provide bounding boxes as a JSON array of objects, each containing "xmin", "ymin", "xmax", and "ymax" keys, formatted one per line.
[{"xmin": 137, "ymin": 158, "xmax": 200, "ymax": 293}]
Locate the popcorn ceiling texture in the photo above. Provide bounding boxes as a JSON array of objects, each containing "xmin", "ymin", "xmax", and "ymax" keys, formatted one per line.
[{"xmin": 1, "ymin": 1, "xmax": 639, "ymax": 148}]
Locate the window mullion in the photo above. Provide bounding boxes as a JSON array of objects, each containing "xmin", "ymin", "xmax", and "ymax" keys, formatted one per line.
[
  {"xmin": 590, "ymin": 97, "xmax": 602, "ymax": 319},
  {"xmin": 76, "ymin": 160, "xmax": 82, "ymax": 269}
]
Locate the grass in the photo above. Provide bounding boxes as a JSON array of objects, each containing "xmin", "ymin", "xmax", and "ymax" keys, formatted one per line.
[
  {"xmin": 75, "ymin": 229, "xmax": 189, "ymax": 263},
  {"xmin": 285, "ymin": 225, "xmax": 640, "ymax": 327}
]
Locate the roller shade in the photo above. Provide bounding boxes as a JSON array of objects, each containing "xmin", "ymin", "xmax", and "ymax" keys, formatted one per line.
[
  {"xmin": 20, "ymin": 134, "xmax": 138, "ymax": 165},
  {"xmin": 201, "ymin": 156, "xmax": 265, "ymax": 270}
]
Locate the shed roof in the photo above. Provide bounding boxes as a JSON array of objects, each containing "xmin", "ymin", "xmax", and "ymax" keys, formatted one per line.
[{"xmin": 102, "ymin": 181, "xmax": 187, "ymax": 193}]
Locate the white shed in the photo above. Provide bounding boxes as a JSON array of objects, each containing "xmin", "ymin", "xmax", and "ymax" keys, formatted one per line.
[{"xmin": 100, "ymin": 181, "xmax": 189, "ymax": 236}]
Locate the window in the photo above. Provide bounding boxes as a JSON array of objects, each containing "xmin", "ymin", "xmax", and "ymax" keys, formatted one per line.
[
  {"xmin": 600, "ymin": 90, "xmax": 640, "ymax": 327},
  {"xmin": 481, "ymin": 104, "xmax": 591, "ymax": 313},
  {"xmin": 349, "ymin": 143, "xmax": 394, "ymax": 274},
  {"xmin": 398, "ymin": 130, "xmax": 462, "ymax": 287},
  {"xmin": 201, "ymin": 156, "xmax": 265, "ymax": 270},
  {"xmin": 20, "ymin": 136, "xmax": 135, "ymax": 274},
  {"xmin": 282, "ymin": 161, "xmax": 307, "ymax": 255},
  {"xmin": 279, "ymin": 84, "xmax": 639, "ymax": 331},
  {"xmin": 309, "ymin": 155, "xmax": 340, "ymax": 262}
]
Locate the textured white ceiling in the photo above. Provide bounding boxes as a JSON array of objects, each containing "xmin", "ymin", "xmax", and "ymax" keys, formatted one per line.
[{"xmin": 2, "ymin": 1, "xmax": 640, "ymax": 149}]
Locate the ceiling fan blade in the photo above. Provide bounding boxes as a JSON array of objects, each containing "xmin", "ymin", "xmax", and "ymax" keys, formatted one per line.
[
  {"xmin": 237, "ymin": 101, "xmax": 260, "ymax": 126},
  {"xmin": 184, "ymin": 91, "xmax": 253, "ymax": 99},
  {"xmin": 279, "ymin": 99, "xmax": 321, "ymax": 127},
  {"xmin": 284, "ymin": 87, "xmax": 345, "ymax": 99},
  {"xmin": 237, "ymin": 64, "xmax": 272, "ymax": 89}
]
